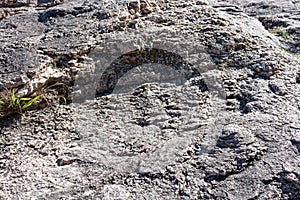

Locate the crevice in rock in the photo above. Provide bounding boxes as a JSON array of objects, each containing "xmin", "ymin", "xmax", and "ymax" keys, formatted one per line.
[
  {"xmin": 203, "ymin": 153, "xmax": 261, "ymax": 183},
  {"xmin": 0, "ymin": 1, "xmax": 31, "ymax": 8},
  {"xmin": 38, "ymin": 9, "xmax": 67, "ymax": 23},
  {"xmin": 96, "ymin": 48, "xmax": 201, "ymax": 95},
  {"xmin": 296, "ymin": 72, "xmax": 300, "ymax": 84},
  {"xmin": 277, "ymin": 171, "xmax": 300, "ymax": 199},
  {"xmin": 291, "ymin": 139, "xmax": 300, "ymax": 153}
]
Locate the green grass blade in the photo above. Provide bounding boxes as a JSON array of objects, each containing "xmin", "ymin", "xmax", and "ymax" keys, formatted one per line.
[
  {"xmin": 20, "ymin": 98, "xmax": 31, "ymax": 101},
  {"xmin": 22, "ymin": 96, "xmax": 40, "ymax": 109},
  {"xmin": 11, "ymin": 90, "xmax": 16, "ymax": 104},
  {"xmin": 16, "ymin": 97, "xmax": 21, "ymax": 105}
]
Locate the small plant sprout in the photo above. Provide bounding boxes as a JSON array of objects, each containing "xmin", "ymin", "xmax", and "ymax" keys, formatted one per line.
[
  {"xmin": 273, "ymin": 29, "xmax": 289, "ymax": 40},
  {"xmin": 0, "ymin": 89, "xmax": 40, "ymax": 118}
]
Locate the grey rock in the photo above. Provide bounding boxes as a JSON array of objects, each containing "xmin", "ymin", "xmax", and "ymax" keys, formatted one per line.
[
  {"xmin": 211, "ymin": 0, "xmax": 300, "ymax": 55},
  {"xmin": 0, "ymin": 0, "xmax": 300, "ymax": 199}
]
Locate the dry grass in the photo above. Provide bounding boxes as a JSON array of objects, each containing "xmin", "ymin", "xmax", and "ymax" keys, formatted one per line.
[{"xmin": 0, "ymin": 89, "xmax": 40, "ymax": 118}]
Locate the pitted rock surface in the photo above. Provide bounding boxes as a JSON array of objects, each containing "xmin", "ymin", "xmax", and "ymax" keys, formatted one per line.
[
  {"xmin": 211, "ymin": 0, "xmax": 300, "ymax": 55},
  {"xmin": 0, "ymin": 0, "xmax": 300, "ymax": 199}
]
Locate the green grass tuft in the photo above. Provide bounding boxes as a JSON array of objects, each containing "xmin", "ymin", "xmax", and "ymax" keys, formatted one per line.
[
  {"xmin": 0, "ymin": 89, "xmax": 40, "ymax": 118},
  {"xmin": 272, "ymin": 29, "xmax": 289, "ymax": 40}
]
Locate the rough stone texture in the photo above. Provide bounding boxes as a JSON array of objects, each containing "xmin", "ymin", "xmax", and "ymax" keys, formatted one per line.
[
  {"xmin": 0, "ymin": 0, "xmax": 67, "ymax": 21},
  {"xmin": 0, "ymin": 0, "xmax": 300, "ymax": 199},
  {"xmin": 211, "ymin": 0, "xmax": 300, "ymax": 55}
]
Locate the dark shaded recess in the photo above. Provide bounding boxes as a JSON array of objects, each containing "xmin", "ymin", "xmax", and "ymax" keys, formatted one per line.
[
  {"xmin": 38, "ymin": 0, "xmax": 54, "ymax": 5},
  {"xmin": 204, "ymin": 170, "xmax": 238, "ymax": 182},
  {"xmin": 56, "ymin": 158, "xmax": 85, "ymax": 166},
  {"xmin": 127, "ymin": 1, "xmax": 139, "ymax": 11},
  {"xmin": 203, "ymin": 154, "xmax": 257, "ymax": 182},
  {"xmin": 204, "ymin": 146, "xmax": 266, "ymax": 182},
  {"xmin": 135, "ymin": 172, "xmax": 164, "ymax": 180},
  {"xmin": 277, "ymin": 171, "xmax": 300, "ymax": 199},
  {"xmin": 165, "ymin": 110, "xmax": 181, "ymax": 118},
  {"xmin": 204, "ymin": 159, "xmax": 249, "ymax": 182},
  {"xmin": 216, "ymin": 130, "xmax": 240, "ymax": 149},
  {"xmin": 237, "ymin": 98, "xmax": 250, "ymax": 114},
  {"xmin": 296, "ymin": 72, "xmax": 300, "ymax": 84},
  {"xmin": 227, "ymin": 91, "xmax": 254, "ymax": 114},
  {"xmin": 135, "ymin": 117, "xmax": 150, "ymax": 127},
  {"xmin": 0, "ymin": 114, "xmax": 21, "ymax": 129},
  {"xmin": 56, "ymin": 158, "xmax": 74, "ymax": 166},
  {"xmin": 258, "ymin": 16, "xmax": 290, "ymax": 30},
  {"xmin": 93, "ymin": 11, "xmax": 110, "ymax": 20},
  {"xmin": 96, "ymin": 48, "xmax": 203, "ymax": 96},
  {"xmin": 0, "ymin": 2, "xmax": 29, "ymax": 8},
  {"xmin": 158, "ymin": 93, "xmax": 171, "ymax": 105},
  {"xmin": 71, "ymin": 6, "xmax": 94, "ymax": 16},
  {"xmin": 261, "ymin": 178, "xmax": 275, "ymax": 185},
  {"xmin": 268, "ymin": 82, "xmax": 286, "ymax": 96},
  {"xmin": 189, "ymin": 78, "xmax": 208, "ymax": 91},
  {"xmin": 291, "ymin": 139, "xmax": 300, "ymax": 153},
  {"xmin": 38, "ymin": 9, "xmax": 67, "ymax": 23},
  {"xmin": 37, "ymin": 3, "xmax": 109, "ymax": 22},
  {"xmin": 37, "ymin": 0, "xmax": 66, "ymax": 8}
]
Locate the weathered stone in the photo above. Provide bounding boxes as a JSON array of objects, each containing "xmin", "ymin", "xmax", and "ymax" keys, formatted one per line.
[
  {"xmin": 211, "ymin": 0, "xmax": 300, "ymax": 55},
  {"xmin": 0, "ymin": 0, "xmax": 299, "ymax": 199}
]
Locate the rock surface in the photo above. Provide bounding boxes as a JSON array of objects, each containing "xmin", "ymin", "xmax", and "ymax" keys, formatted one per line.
[
  {"xmin": 211, "ymin": 0, "xmax": 300, "ymax": 55},
  {"xmin": 0, "ymin": 0, "xmax": 300, "ymax": 199}
]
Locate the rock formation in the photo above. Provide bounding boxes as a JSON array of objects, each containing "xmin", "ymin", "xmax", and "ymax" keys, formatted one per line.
[{"xmin": 0, "ymin": 0, "xmax": 299, "ymax": 199}]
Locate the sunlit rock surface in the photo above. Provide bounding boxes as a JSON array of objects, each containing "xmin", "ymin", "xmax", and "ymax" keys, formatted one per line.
[{"xmin": 0, "ymin": 0, "xmax": 299, "ymax": 199}]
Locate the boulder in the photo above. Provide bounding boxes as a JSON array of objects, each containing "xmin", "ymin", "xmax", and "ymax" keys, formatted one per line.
[{"xmin": 0, "ymin": 0, "xmax": 299, "ymax": 199}]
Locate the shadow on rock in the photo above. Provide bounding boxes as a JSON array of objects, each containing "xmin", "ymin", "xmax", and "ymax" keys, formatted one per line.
[
  {"xmin": 0, "ymin": 114, "xmax": 21, "ymax": 131},
  {"xmin": 278, "ymin": 171, "xmax": 300, "ymax": 199}
]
